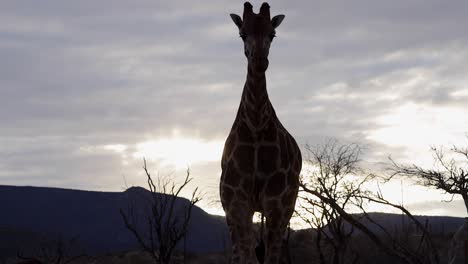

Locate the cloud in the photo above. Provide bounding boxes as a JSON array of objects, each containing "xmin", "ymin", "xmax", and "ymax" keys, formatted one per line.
[
  {"xmin": 406, "ymin": 199, "xmax": 466, "ymax": 217},
  {"xmin": 1, "ymin": 0, "xmax": 468, "ymax": 215}
]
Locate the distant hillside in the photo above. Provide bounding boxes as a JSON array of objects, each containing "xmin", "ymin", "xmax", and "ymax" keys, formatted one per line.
[
  {"xmin": 352, "ymin": 212, "xmax": 465, "ymax": 234},
  {"xmin": 0, "ymin": 185, "xmax": 229, "ymax": 259},
  {"xmin": 293, "ymin": 212, "xmax": 465, "ymax": 240},
  {"xmin": 288, "ymin": 212, "xmax": 465, "ymax": 264},
  {"xmin": 1, "ymin": 185, "xmax": 465, "ymax": 262}
]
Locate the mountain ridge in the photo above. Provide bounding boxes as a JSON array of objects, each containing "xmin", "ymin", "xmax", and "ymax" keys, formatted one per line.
[{"xmin": 0, "ymin": 184, "xmax": 229, "ymax": 259}]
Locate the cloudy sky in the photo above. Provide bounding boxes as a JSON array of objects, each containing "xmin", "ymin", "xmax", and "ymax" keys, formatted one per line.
[{"xmin": 1, "ymin": 0, "xmax": 468, "ymax": 217}]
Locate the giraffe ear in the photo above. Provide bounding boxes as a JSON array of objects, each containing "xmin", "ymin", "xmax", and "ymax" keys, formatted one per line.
[
  {"xmin": 271, "ymin": 15, "xmax": 285, "ymax": 29},
  {"xmin": 230, "ymin": 14, "xmax": 243, "ymax": 29}
]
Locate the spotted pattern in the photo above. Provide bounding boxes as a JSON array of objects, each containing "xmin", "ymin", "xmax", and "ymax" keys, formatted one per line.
[{"xmin": 220, "ymin": 2, "xmax": 300, "ymax": 264}]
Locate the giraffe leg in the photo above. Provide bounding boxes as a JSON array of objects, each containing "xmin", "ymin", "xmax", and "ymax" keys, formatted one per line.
[
  {"xmin": 264, "ymin": 221, "xmax": 286, "ymax": 263},
  {"xmin": 225, "ymin": 202, "xmax": 257, "ymax": 264},
  {"xmin": 263, "ymin": 205, "xmax": 293, "ymax": 264}
]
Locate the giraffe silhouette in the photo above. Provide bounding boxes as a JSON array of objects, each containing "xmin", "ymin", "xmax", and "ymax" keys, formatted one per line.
[{"xmin": 220, "ymin": 2, "xmax": 302, "ymax": 264}]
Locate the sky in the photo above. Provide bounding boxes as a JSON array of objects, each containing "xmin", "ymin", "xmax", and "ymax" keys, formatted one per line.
[{"xmin": 1, "ymin": 0, "xmax": 468, "ymax": 218}]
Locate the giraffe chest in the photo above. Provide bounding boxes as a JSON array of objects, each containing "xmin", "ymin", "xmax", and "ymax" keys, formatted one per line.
[{"xmin": 222, "ymin": 119, "xmax": 300, "ymax": 176}]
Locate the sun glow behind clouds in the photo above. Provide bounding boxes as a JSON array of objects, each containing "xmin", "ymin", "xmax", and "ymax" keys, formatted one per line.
[
  {"xmin": 133, "ymin": 138, "xmax": 224, "ymax": 169},
  {"xmin": 367, "ymin": 103, "xmax": 468, "ymax": 164}
]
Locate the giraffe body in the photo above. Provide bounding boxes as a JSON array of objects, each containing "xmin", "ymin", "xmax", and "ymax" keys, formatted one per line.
[{"xmin": 220, "ymin": 3, "xmax": 302, "ymax": 264}]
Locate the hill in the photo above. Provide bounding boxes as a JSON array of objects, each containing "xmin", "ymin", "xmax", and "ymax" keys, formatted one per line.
[
  {"xmin": 0, "ymin": 185, "xmax": 229, "ymax": 259},
  {"xmin": 1, "ymin": 185, "xmax": 465, "ymax": 263}
]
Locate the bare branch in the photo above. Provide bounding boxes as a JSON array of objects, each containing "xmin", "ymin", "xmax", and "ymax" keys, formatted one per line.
[
  {"xmin": 389, "ymin": 142, "xmax": 468, "ymax": 214},
  {"xmin": 120, "ymin": 160, "xmax": 202, "ymax": 264},
  {"xmin": 299, "ymin": 140, "xmax": 440, "ymax": 264}
]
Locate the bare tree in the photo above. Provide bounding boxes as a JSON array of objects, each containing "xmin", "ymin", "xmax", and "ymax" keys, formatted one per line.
[
  {"xmin": 298, "ymin": 141, "xmax": 366, "ymax": 264},
  {"xmin": 389, "ymin": 143, "xmax": 468, "ymax": 213},
  {"xmin": 120, "ymin": 159, "xmax": 202, "ymax": 264},
  {"xmin": 389, "ymin": 141, "xmax": 468, "ymax": 263},
  {"xmin": 16, "ymin": 236, "xmax": 84, "ymax": 264},
  {"xmin": 298, "ymin": 140, "xmax": 440, "ymax": 264}
]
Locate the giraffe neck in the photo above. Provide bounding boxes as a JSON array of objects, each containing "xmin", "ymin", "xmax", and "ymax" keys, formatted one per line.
[{"xmin": 237, "ymin": 66, "xmax": 275, "ymax": 130}]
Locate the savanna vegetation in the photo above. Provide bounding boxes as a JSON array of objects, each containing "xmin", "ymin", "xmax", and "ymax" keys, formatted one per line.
[{"xmin": 6, "ymin": 139, "xmax": 468, "ymax": 264}]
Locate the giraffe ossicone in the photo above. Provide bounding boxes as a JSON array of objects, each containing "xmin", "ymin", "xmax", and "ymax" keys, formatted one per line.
[{"xmin": 220, "ymin": 2, "xmax": 302, "ymax": 264}]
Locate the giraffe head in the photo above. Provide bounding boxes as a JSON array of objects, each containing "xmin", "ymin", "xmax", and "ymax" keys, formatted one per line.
[{"xmin": 230, "ymin": 2, "xmax": 285, "ymax": 72}]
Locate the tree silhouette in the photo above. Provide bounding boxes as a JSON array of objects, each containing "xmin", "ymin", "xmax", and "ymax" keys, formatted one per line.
[
  {"xmin": 389, "ymin": 140, "xmax": 468, "ymax": 264},
  {"xmin": 298, "ymin": 141, "xmax": 365, "ymax": 264},
  {"xmin": 390, "ymin": 143, "xmax": 468, "ymax": 213},
  {"xmin": 299, "ymin": 140, "xmax": 440, "ymax": 264},
  {"xmin": 16, "ymin": 236, "xmax": 84, "ymax": 264},
  {"xmin": 120, "ymin": 159, "xmax": 201, "ymax": 264}
]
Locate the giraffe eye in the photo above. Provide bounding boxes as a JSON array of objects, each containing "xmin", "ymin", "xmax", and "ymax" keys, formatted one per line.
[{"xmin": 240, "ymin": 33, "xmax": 247, "ymax": 41}]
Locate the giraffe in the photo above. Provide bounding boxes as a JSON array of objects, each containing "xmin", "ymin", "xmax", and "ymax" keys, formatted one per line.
[{"xmin": 220, "ymin": 2, "xmax": 302, "ymax": 264}]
